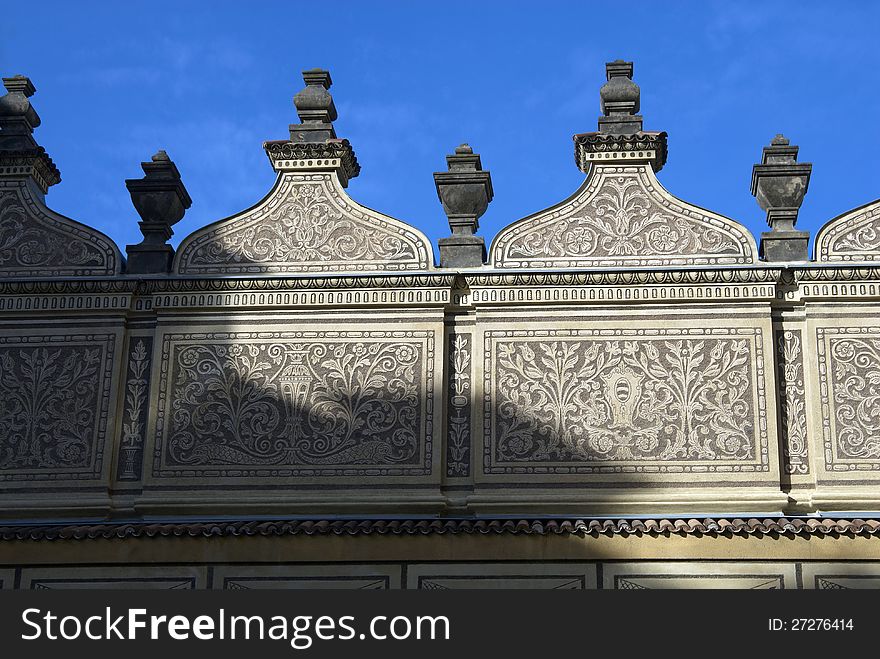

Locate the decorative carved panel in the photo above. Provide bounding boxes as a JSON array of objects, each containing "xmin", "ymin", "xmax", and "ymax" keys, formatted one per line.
[
  {"xmin": 0, "ymin": 182, "xmax": 120, "ymax": 276},
  {"xmin": 818, "ymin": 327, "xmax": 880, "ymax": 471},
  {"xmin": 776, "ymin": 329, "xmax": 809, "ymax": 474},
  {"xmin": 483, "ymin": 328, "xmax": 769, "ymax": 474},
  {"xmin": 446, "ymin": 333, "xmax": 472, "ymax": 477},
  {"xmin": 175, "ymin": 173, "xmax": 431, "ymax": 274},
  {"xmin": 116, "ymin": 337, "xmax": 153, "ymax": 482},
  {"xmin": 153, "ymin": 331, "xmax": 435, "ymax": 477},
  {"xmin": 0, "ymin": 333, "xmax": 116, "ymax": 480},
  {"xmin": 815, "ymin": 199, "xmax": 880, "ymax": 262},
  {"xmin": 491, "ymin": 165, "xmax": 755, "ymax": 268}
]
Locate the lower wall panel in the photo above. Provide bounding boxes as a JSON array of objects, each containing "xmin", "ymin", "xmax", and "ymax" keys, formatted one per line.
[{"xmin": 3, "ymin": 561, "xmax": 880, "ymax": 589}]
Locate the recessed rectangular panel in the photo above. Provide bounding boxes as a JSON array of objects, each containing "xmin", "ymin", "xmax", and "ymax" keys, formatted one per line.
[
  {"xmin": 483, "ymin": 327, "xmax": 770, "ymax": 475},
  {"xmin": 20, "ymin": 566, "xmax": 206, "ymax": 589},
  {"xmin": 152, "ymin": 330, "xmax": 435, "ymax": 478},
  {"xmin": 0, "ymin": 333, "xmax": 116, "ymax": 482},
  {"xmin": 407, "ymin": 563, "xmax": 597, "ymax": 589},
  {"xmin": 817, "ymin": 327, "xmax": 880, "ymax": 473},
  {"xmin": 212, "ymin": 564, "xmax": 401, "ymax": 590},
  {"xmin": 0, "ymin": 569, "xmax": 15, "ymax": 590},
  {"xmin": 801, "ymin": 562, "xmax": 880, "ymax": 589},
  {"xmin": 603, "ymin": 562, "xmax": 795, "ymax": 589}
]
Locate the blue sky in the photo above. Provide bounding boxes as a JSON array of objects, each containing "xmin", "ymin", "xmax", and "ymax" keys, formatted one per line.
[{"xmin": 3, "ymin": 1, "xmax": 879, "ymax": 259}]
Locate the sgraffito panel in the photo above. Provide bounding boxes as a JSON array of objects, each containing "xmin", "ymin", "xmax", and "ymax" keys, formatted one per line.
[
  {"xmin": 0, "ymin": 183, "xmax": 120, "ymax": 276},
  {"xmin": 817, "ymin": 327, "xmax": 880, "ymax": 471},
  {"xmin": 175, "ymin": 173, "xmax": 431, "ymax": 274},
  {"xmin": 776, "ymin": 330, "xmax": 810, "ymax": 474},
  {"xmin": 483, "ymin": 328, "xmax": 769, "ymax": 474},
  {"xmin": 446, "ymin": 333, "xmax": 472, "ymax": 477},
  {"xmin": 152, "ymin": 330, "xmax": 435, "ymax": 477},
  {"xmin": 116, "ymin": 337, "xmax": 153, "ymax": 482},
  {"xmin": 491, "ymin": 166, "xmax": 755, "ymax": 269},
  {"xmin": 0, "ymin": 333, "xmax": 116, "ymax": 481},
  {"xmin": 815, "ymin": 199, "xmax": 880, "ymax": 262}
]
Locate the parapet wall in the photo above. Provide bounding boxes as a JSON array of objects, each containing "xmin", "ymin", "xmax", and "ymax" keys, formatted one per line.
[{"xmin": 2, "ymin": 64, "xmax": 880, "ymax": 522}]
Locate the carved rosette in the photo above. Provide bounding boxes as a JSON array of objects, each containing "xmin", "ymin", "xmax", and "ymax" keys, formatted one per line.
[
  {"xmin": 0, "ymin": 182, "xmax": 120, "ymax": 276},
  {"xmin": 446, "ymin": 333, "xmax": 472, "ymax": 477},
  {"xmin": 175, "ymin": 173, "xmax": 431, "ymax": 274},
  {"xmin": 483, "ymin": 328, "xmax": 769, "ymax": 474},
  {"xmin": 490, "ymin": 165, "xmax": 755, "ymax": 268},
  {"xmin": 0, "ymin": 334, "xmax": 115, "ymax": 480},
  {"xmin": 116, "ymin": 337, "xmax": 153, "ymax": 482},
  {"xmin": 815, "ymin": 200, "xmax": 880, "ymax": 262},
  {"xmin": 776, "ymin": 330, "xmax": 809, "ymax": 474},
  {"xmin": 818, "ymin": 327, "xmax": 880, "ymax": 470},
  {"xmin": 153, "ymin": 331, "xmax": 434, "ymax": 477}
]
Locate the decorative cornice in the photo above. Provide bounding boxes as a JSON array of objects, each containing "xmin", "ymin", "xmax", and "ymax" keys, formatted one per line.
[
  {"xmin": 0, "ymin": 146, "xmax": 61, "ymax": 194},
  {"xmin": 148, "ymin": 273, "xmax": 455, "ymax": 293},
  {"xmin": 574, "ymin": 131, "xmax": 668, "ymax": 173},
  {"xmin": 1, "ymin": 517, "xmax": 878, "ymax": 541},
  {"xmin": 466, "ymin": 268, "xmax": 782, "ymax": 288},
  {"xmin": 795, "ymin": 266, "xmax": 880, "ymax": 282},
  {"xmin": 263, "ymin": 139, "xmax": 360, "ymax": 183}
]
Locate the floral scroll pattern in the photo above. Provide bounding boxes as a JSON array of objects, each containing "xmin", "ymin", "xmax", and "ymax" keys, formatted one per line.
[
  {"xmin": 486, "ymin": 330, "xmax": 766, "ymax": 472},
  {"xmin": 156, "ymin": 333, "xmax": 432, "ymax": 475},
  {"xmin": 176, "ymin": 175, "xmax": 429, "ymax": 273},
  {"xmin": 776, "ymin": 330, "xmax": 810, "ymax": 474},
  {"xmin": 0, "ymin": 338, "xmax": 113, "ymax": 476},
  {"xmin": 816, "ymin": 201, "xmax": 880, "ymax": 262},
  {"xmin": 117, "ymin": 338, "xmax": 152, "ymax": 482},
  {"xmin": 446, "ymin": 334, "xmax": 471, "ymax": 477},
  {"xmin": 493, "ymin": 167, "xmax": 753, "ymax": 268},
  {"xmin": 824, "ymin": 335, "xmax": 880, "ymax": 462},
  {"xmin": 0, "ymin": 189, "xmax": 112, "ymax": 276}
]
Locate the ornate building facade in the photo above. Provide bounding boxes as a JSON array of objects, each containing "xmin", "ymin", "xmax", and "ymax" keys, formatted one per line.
[{"xmin": 1, "ymin": 62, "xmax": 879, "ymax": 589}]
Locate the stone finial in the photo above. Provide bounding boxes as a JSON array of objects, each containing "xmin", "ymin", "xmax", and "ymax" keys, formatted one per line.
[
  {"xmin": 125, "ymin": 150, "xmax": 192, "ymax": 273},
  {"xmin": 264, "ymin": 67, "xmax": 360, "ymax": 186},
  {"xmin": 751, "ymin": 134, "xmax": 812, "ymax": 261},
  {"xmin": 598, "ymin": 60, "xmax": 643, "ymax": 136},
  {"xmin": 0, "ymin": 74, "xmax": 61, "ymax": 195},
  {"xmin": 573, "ymin": 60, "xmax": 667, "ymax": 173},
  {"xmin": 290, "ymin": 68, "xmax": 337, "ymax": 143},
  {"xmin": 0, "ymin": 75, "xmax": 40, "ymax": 145},
  {"xmin": 435, "ymin": 143, "xmax": 493, "ymax": 267}
]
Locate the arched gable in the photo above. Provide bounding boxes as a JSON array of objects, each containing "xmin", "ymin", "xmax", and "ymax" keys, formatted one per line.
[
  {"xmin": 490, "ymin": 163, "xmax": 756, "ymax": 269},
  {"xmin": 175, "ymin": 171, "xmax": 433, "ymax": 275},
  {"xmin": 815, "ymin": 199, "xmax": 880, "ymax": 262},
  {"xmin": 0, "ymin": 180, "xmax": 121, "ymax": 277}
]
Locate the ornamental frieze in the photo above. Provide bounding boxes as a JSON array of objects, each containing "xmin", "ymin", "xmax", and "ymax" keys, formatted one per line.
[
  {"xmin": 490, "ymin": 165, "xmax": 756, "ymax": 269},
  {"xmin": 153, "ymin": 331, "xmax": 434, "ymax": 477},
  {"xmin": 815, "ymin": 199, "xmax": 880, "ymax": 262},
  {"xmin": 175, "ymin": 173, "xmax": 432, "ymax": 274},
  {"xmin": 818, "ymin": 327, "xmax": 880, "ymax": 470},
  {"xmin": 483, "ymin": 328, "xmax": 769, "ymax": 474},
  {"xmin": 0, "ymin": 333, "xmax": 116, "ymax": 480}
]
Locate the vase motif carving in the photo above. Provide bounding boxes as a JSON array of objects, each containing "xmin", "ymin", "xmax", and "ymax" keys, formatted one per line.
[{"xmin": 490, "ymin": 334, "xmax": 762, "ymax": 467}]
